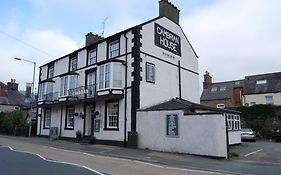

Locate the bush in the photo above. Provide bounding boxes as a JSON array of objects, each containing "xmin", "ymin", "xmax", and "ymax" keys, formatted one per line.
[
  {"xmin": 0, "ymin": 111, "xmax": 28, "ymax": 136},
  {"xmin": 259, "ymin": 127, "xmax": 275, "ymax": 139}
]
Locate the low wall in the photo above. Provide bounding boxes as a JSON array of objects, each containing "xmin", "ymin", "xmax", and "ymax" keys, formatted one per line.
[{"xmin": 137, "ymin": 110, "xmax": 228, "ymax": 158}]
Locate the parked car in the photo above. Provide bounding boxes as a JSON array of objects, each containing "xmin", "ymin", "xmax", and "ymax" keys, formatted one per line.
[
  {"xmin": 241, "ymin": 128, "xmax": 256, "ymax": 141},
  {"xmin": 275, "ymin": 127, "xmax": 281, "ymax": 142}
]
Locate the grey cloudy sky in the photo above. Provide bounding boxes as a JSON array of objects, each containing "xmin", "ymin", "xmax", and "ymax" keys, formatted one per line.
[{"xmin": 0, "ymin": 0, "xmax": 280, "ymax": 92}]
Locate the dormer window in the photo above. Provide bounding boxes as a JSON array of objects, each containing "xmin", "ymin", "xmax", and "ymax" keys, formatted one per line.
[
  {"xmin": 256, "ymin": 80, "xmax": 267, "ymax": 85},
  {"xmin": 220, "ymin": 86, "xmax": 226, "ymax": 91},
  {"xmin": 108, "ymin": 40, "xmax": 119, "ymax": 58},
  {"xmin": 211, "ymin": 87, "xmax": 217, "ymax": 92}
]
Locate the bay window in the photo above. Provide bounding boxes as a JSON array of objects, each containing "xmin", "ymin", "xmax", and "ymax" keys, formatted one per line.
[
  {"xmin": 38, "ymin": 82, "xmax": 54, "ymax": 101},
  {"xmin": 98, "ymin": 62, "xmax": 123, "ymax": 90},
  {"xmin": 60, "ymin": 75, "xmax": 78, "ymax": 97}
]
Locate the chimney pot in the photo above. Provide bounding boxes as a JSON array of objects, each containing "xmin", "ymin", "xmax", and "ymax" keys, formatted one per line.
[
  {"xmin": 203, "ymin": 71, "xmax": 212, "ymax": 90},
  {"xmin": 159, "ymin": 0, "xmax": 180, "ymax": 24}
]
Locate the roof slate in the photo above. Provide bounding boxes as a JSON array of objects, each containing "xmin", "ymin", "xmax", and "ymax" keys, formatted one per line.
[{"xmin": 244, "ymin": 72, "xmax": 281, "ymax": 94}]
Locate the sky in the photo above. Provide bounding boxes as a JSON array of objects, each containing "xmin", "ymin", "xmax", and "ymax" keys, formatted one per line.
[{"xmin": 0, "ymin": 0, "xmax": 280, "ymax": 93}]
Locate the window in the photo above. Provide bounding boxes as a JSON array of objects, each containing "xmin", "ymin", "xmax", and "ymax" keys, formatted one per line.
[
  {"xmin": 227, "ymin": 114, "xmax": 240, "ymax": 130},
  {"xmin": 44, "ymin": 109, "xmax": 51, "ymax": 129},
  {"xmin": 108, "ymin": 40, "xmax": 119, "ymax": 58},
  {"xmin": 65, "ymin": 106, "xmax": 75, "ymax": 129},
  {"xmin": 87, "ymin": 72, "xmax": 96, "ymax": 97},
  {"xmin": 220, "ymin": 86, "xmax": 226, "ymax": 91},
  {"xmin": 46, "ymin": 83, "xmax": 54, "ymax": 101},
  {"xmin": 113, "ymin": 64, "xmax": 122, "ymax": 87},
  {"xmin": 211, "ymin": 87, "xmax": 217, "ymax": 92},
  {"xmin": 146, "ymin": 62, "xmax": 155, "ymax": 83},
  {"xmin": 38, "ymin": 83, "xmax": 46, "ymax": 101},
  {"xmin": 105, "ymin": 101, "xmax": 119, "ymax": 129},
  {"xmin": 48, "ymin": 64, "xmax": 54, "ymax": 78},
  {"xmin": 256, "ymin": 80, "xmax": 267, "ymax": 85},
  {"xmin": 88, "ymin": 49, "xmax": 97, "ymax": 65},
  {"xmin": 265, "ymin": 96, "xmax": 274, "ymax": 104},
  {"xmin": 250, "ymin": 102, "xmax": 256, "ymax": 106},
  {"xmin": 60, "ymin": 75, "xmax": 77, "ymax": 97},
  {"xmin": 70, "ymin": 56, "xmax": 78, "ymax": 71},
  {"xmin": 216, "ymin": 104, "xmax": 225, "ymax": 109},
  {"xmin": 98, "ymin": 63, "xmax": 123, "ymax": 90}
]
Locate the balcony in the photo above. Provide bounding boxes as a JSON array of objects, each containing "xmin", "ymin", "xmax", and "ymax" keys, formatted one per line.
[{"xmin": 38, "ymin": 84, "xmax": 123, "ymax": 106}]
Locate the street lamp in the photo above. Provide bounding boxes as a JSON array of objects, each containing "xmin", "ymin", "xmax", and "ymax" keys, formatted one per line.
[{"xmin": 14, "ymin": 57, "xmax": 36, "ymax": 137}]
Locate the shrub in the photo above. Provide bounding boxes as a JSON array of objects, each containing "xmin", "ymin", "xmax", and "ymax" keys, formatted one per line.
[{"xmin": 0, "ymin": 111, "xmax": 28, "ymax": 136}]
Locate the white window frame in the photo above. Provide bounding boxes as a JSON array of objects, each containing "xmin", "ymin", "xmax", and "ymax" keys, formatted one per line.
[
  {"xmin": 211, "ymin": 87, "xmax": 217, "ymax": 92},
  {"xmin": 98, "ymin": 63, "xmax": 123, "ymax": 90},
  {"xmin": 70, "ymin": 56, "xmax": 78, "ymax": 71},
  {"xmin": 44, "ymin": 109, "xmax": 51, "ymax": 129},
  {"xmin": 88, "ymin": 49, "xmax": 97, "ymax": 65},
  {"xmin": 87, "ymin": 72, "xmax": 96, "ymax": 97},
  {"xmin": 106, "ymin": 101, "xmax": 119, "ymax": 129},
  {"xmin": 146, "ymin": 62, "xmax": 155, "ymax": 83},
  {"xmin": 48, "ymin": 64, "xmax": 54, "ymax": 78},
  {"xmin": 265, "ymin": 95, "xmax": 274, "ymax": 104},
  {"xmin": 60, "ymin": 75, "xmax": 78, "ymax": 97},
  {"xmin": 108, "ymin": 40, "xmax": 119, "ymax": 58},
  {"xmin": 66, "ymin": 106, "xmax": 75, "ymax": 129},
  {"xmin": 227, "ymin": 114, "xmax": 240, "ymax": 131},
  {"xmin": 216, "ymin": 104, "xmax": 225, "ymax": 109}
]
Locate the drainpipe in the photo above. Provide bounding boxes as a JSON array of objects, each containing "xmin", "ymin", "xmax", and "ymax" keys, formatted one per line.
[
  {"xmin": 123, "ymin": 32, "xmax": 128, "ymax": 147},
  {"xmin": 178, "ymin": 60, "xmax": 182, "ymax": 99},
  {"xmin": 59, "ymin": 106, "xmax": 63, "ymax": 139}
]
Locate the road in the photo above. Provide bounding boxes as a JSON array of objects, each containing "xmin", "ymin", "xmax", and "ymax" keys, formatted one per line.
[
  {"xmin": 0, "ymin": 146, "xmax": 99, "ymax": 175},
  {"xmin": 1, "ymin": 136, "xmax": 281, "ymax": 175},
  {"xmin": 0, "ymin": 136, "xmax": 226, "ymax": 175}
]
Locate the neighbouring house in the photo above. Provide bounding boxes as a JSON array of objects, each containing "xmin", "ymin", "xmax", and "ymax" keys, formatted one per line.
[
  {"xmin": 0, "ymin": 79, "xmax": 28, "ymax": 113},
  {"xmin": 243, "ymin": 72, "xmax": 281, "ymax": 106},
  {"xmin": 200, "ymin": 71, "xmax": 244, "ymax": 108},
  {"xmin": 200, "ymin": 71, "xmax": 281, "ymax": 108},
  {"xmin": 37, "ymin": 0, "xmax": 241, "ymax": 157}
]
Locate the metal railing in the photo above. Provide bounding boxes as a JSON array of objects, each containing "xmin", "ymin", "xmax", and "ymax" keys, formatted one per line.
[{"xmin": 40, "ymin": 84, "xmax": 96, "ymax": 102}]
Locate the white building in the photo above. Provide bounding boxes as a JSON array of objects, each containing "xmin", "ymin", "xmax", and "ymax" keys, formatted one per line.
[
  {"xmin": 37, "ymin": 0, "xmax": 240, "ymax": 155},
  {"xmin": 37, "ymin": 0, "xmax": 199, "ymax": 144}
]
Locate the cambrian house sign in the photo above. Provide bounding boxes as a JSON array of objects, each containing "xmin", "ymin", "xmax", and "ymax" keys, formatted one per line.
[{"xmin": 154, "ymin": 23, "xmax": 181, "ymax": 56}]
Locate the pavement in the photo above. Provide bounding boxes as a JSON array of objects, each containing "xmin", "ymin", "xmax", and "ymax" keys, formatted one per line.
[{"xmin": 1, "ymin": 135, "xmax": 281, "ymax": 175}]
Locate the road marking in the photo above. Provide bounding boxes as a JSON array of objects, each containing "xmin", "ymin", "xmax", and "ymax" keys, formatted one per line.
[
  {"xmin": 244, "ymin": 149, "xmax": 263, "ymax": 157},
  {"xmin": 133, "ymin": 160, "xmax": 164, "ymax": 168},
  {"xmin": 166, "ymin": 166, "xmax": 223, "ymax": 174},
  {"xmin": 1, "ymin": 145, "xmax": 105, "ymax": 175}
]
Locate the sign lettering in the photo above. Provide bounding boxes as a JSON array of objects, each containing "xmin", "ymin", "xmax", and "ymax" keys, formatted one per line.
[
  {"xmin": 155, "ymin": 23, "xmax": 181, "ymax": 56},
  {"xmin": 166, "ymin": 114, "xmax": 179, "ymax": 137}
]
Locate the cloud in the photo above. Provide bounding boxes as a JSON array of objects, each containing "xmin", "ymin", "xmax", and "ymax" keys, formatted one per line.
[
  {"xmin": 181, "ymin": 0, "xmax": 281, "ymax": 85},
  {"xmin": 0, "ymin": 23, "xmax": 78, "ymax": 90}
]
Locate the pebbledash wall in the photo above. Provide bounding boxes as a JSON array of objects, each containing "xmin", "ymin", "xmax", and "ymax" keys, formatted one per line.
[{"xmin": 37, "ymin": 1, "xmax": 199, "ymax": 144}]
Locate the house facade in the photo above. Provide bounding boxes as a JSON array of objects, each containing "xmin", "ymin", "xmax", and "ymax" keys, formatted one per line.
[
  {"xmin": 200, "ymin": 72, "xmax": 244, "ymax": 108},
  {"xmin": 243, "ymin": 72, "xmax": 281, "ymax": 106},
  {"xmin": 37, "ymin": 0, "xmax": 200, "ymax": 144}
]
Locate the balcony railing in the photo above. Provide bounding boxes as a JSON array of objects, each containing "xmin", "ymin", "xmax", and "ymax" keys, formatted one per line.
[{"xmin": 39, "ymin": 84, "xmax": 96, "ymax": 102}]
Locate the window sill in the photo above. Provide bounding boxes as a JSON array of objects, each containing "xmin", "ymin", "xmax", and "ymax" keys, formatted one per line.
[
  {"xmin": 103, "ymin": 128, "xmax": 119, "ymax": 131},
  {"xmin": 64, "ymin": 128, "xmax": 74, "ymax": 130}
]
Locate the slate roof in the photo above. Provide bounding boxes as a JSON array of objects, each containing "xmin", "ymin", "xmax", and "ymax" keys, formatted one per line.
[
  {"xmin": 244, "ymin": 72, "xmax": 281, "ymax": 95},
  {"xmin": 200, "ymin": 80, "xmax": 244, "ymax": 101},
  {"xmin": 139, "ymin": 98, "xmax": 240, "ymax": 114},
  {"xmin": 0, "ymin": 82, "xmax": 28, "ymax": 107}
]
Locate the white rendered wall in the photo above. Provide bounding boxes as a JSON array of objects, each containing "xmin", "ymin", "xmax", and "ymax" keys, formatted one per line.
[
  {"xmin": 228, "ymin": 131, "xmax": 241, "ymax": 145},
  {"xmin": 244, "ymin": 93, "xmax": 281, "ymax": 106},
  {"xmin": 139, "ymin": 17, "xmax": 199, "ymax": 107},
  {"xmin": 137, "ymin": 110, "xmax": 227, "ymax": 158}
]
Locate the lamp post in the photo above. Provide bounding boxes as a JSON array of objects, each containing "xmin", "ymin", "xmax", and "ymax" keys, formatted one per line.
[{"xmin": 14, "ymin": 57, "xmax": 36, "ymax": 137}]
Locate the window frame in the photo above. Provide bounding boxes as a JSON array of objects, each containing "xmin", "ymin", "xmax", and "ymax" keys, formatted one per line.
[
  {"xmin": 43, "ymin": 108, "xmax": 51, "ymax": 129},
  {"xmin": 48, "ymin": 64, "xmax": 54, "ymax": 79},
  {"xmin": 146, "ymin": 62, "xmax": 155, "ymax": 83},
  {"xmin": 65, "ymin": 106, "xmax": 75, "ymax": 130},
  {"xmin": 227, "ymin": 114, "xmax": 240, "ymax": 131},
  {"xmin": 69, "ymin": 56, "xmax": 78, "ymax": 71},
  {"xmin": 104, "ymin": 100, "xmax": 119, "ymax": 130},
  {"xmin": 265, "ymin": 95, "xmax": 274, "ymax": 104},
  {"xmin": 59, "ymin": 75, "xmax": 78, "ymax": 97},
  {"xmin": 108, "ymin": 40, "xmax": 120, "ymax": 59},
  {"xmin": 87, "ymin": 48, "xmax": 97, "ymax": 66},
  {"xmin": 98, "ymin": 62, "xmax": 123, "ymax": 90}
]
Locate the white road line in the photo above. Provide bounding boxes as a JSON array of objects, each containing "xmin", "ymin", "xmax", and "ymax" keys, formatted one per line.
[
  {"xmin": 1, "ymin": 145, "xmax": 105, "ymax": 175},
  {"xmin": 133, "ymin": 160, "xmax": 164, "ymax": 168},
  {"xmin": 166, "ymin": 166, "xmax": 222, "ymax": 174},
  {"xmin": 244, "ymin": 149, "xmax": 263, "ymax": 157}
]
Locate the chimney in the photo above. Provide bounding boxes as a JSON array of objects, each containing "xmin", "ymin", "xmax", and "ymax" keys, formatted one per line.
[
  {"xmin": 85, "ymin": 32, "xmax": 103, "ymax": 46},
  {"xmin": 0, "ymin": 83, "xmax": 6, "ymax": 96},
  {"xmin": 159, "ymin": 0, "xmax": 180, "ymax": 24},
  {"xmin": 7, "ymin": 79, "xmax": 18, "ymax": 91},
  {"xmin": 203, "ymin": 71, "xmax": 212, "ymax": 90},
  {"xmin": 26, "ymin": 83, "xmax": 32, "ymax": 98}
]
